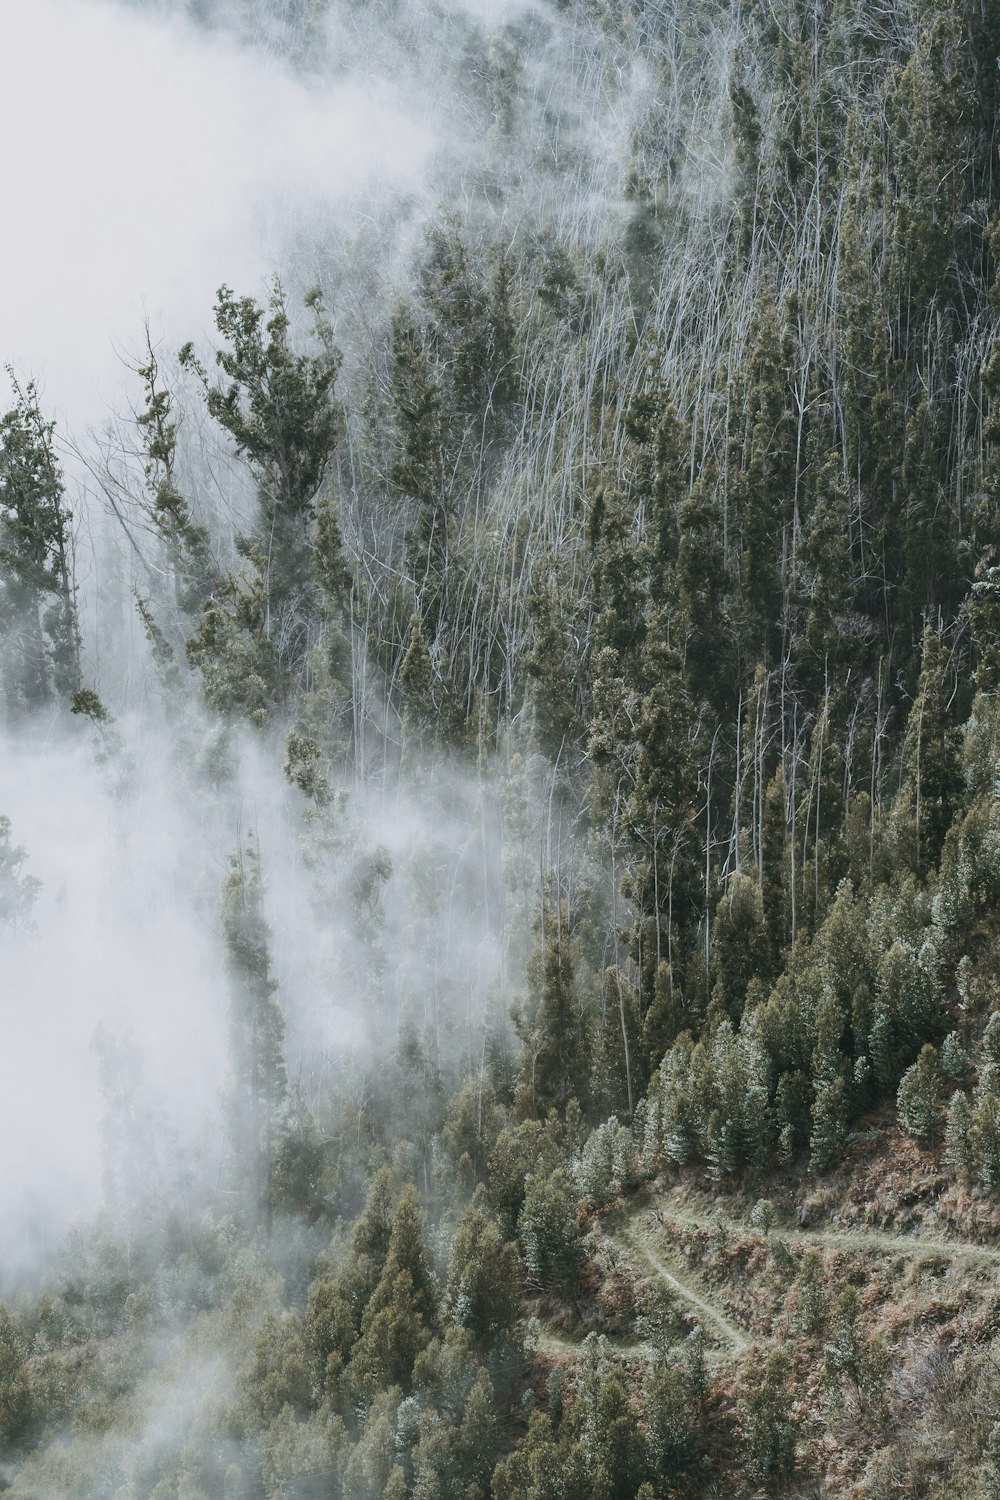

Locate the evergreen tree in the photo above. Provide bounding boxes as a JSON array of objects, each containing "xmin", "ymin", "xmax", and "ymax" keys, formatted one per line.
[
  {"xmin": 711, "ymin": 873, "xmax": 772, "ymax": 1023},
  {"xmin": 0, "ymin": 378, "xmax": 81, "ymax": 710},
  {"xmin": 181, "ymin": 282, "xmax": 341, "ymax": 715},
  {"xmin": 446, "ymin": 1198, "xmax": 522, "ymax": 1350},
  {"xmin": 643, "ymin": 1357, "xmax": 699, "ymax": 1481},
  {"xmin": 972, "ymin": 1088, "xmax": 1000, "ymax": 1193},
  {"xmin": 810, "ymin": 1074, "xmax": 848, "ymax": 1175},
  {"xmin": 822, "ymin": 1287, "xmax": 889, "ymax": 1417},
  {"xmin": 896, "ymin": 626, "xmax": 963, "ymax": 875},
  {"xmin": 389, "ymin": 306, "xmax": 449, "ymax": 632},
  {"xmin": 514, "ymin": 888, "xmax": 585, "ymax": 1118},
  {"xmin": 459, "ymin": 1368, "xmax": 498, "ymax": 1493},
  {"xmin": 738, "ymin": 1349, "xmax": 797, "ymax": 1489},
  {"xmin": 0, "ymin": 1306, "xmax": 34, "ymax": 1448},
  {"xmin": 943, "ymin": 1090, "xmax": 974, "ymax": 1180},
  {"xmin": 221, "ymin": 838, "xmax": 287, "ymax": 1235},
  {"xmin": 571, "ymin": 1337, "xmax": 647, "ymax": 1500},
  {"xmin": 350, "ymin": 1184, "xmax": 438, "ymax": 1397},
  {"xmin": 517, "ymin": 1166, "xmax": 583, "ymax": 1293},
  {"xmin": 896, "ymin": 1043, "xmax": 940, "ymax": 1144}
]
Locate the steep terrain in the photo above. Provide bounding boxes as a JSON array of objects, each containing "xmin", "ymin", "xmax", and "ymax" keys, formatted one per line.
[{"xmin": 4, "ymin": 0, "xmax": 1000, "ymax": 1496}]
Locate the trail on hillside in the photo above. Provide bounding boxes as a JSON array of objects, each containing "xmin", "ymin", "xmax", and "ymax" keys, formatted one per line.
[
  {"xmin": 614, "ymin": 1220, "xmax": 751, "ymax": 1354},
  {"xmin": 566, "ymin": 1193, "xmax": 1000, "ymax": 1365},
  {"xmin": 638, "ymin": 1200, "xmax": 1000, "ymax": 1265}
]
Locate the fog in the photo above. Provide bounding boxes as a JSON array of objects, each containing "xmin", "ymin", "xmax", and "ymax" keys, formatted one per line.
[
  {"xmin": 0, "ymin": 0, "xmax": 433, "ymax": 429},
  {"xmin": 0, "ymin": 728, "xmax": 229, "ymax": 1271},
  {"xmin": 2, "ymin": 0, "xmax": 612, "ymax": 1279},
  {"xmin": 0, "ymin": 0, "xmax": 681, "ymax": 1283}
]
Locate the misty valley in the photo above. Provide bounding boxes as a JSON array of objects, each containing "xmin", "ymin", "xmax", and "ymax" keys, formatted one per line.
[{"xmin": 4, "ymin": 0, "xmax": 1000, "ymax": 1497}]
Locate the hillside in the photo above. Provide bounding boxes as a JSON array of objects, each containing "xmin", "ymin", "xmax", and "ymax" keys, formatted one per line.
[{"xmin": 3, "ymin": 0, "xmax": 1000, "ymax": 1496}]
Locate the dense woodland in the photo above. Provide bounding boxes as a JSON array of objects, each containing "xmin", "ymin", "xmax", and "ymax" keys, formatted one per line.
[{"xmin": 6, "ymin": 0, "xmax": 1000, "ymax": 1494}]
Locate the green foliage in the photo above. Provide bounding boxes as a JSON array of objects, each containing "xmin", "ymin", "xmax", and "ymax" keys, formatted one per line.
[
  {"xmin": 643, "ymin": 1355, "xmax": 700, "ymax": 1480},
  {"xmin": 0, "ymin": 377, "xmax": 81, "ymax": 709},
  {"xmin": 350, "ymin": 1185, "xmax": 438, "ymax": 1396},
  {"xmin": 517, "ymin": 1166, "xmax": 583, "ymax": 1293},
  {"xmin": 134, "ymin": 339, "xmax": 214, "ymax": 621},
  {"xmin": 711, "ymin": 873, "xmax": 772, "ymax": 1023},
  {"xmin": 897, "ymin": 1044, "xmax": 941, "ymax": 1144},
  {"xmin": 822, "ymin": 1287, "xmax": 890, "ymax": 1417},
  {"xmin": 491, "ymin": 1409, "xmax": 587, "ymax": 1500},
  {"xmin": 943, "ymin": 1090, "xmax": 975, "ymax": 1180},
  {"xmin": 738, "ymin": 1349, "xmax": 797, "ymax": 1488},
  {"xmin": 240, "ymin": 1313, "xmax": 312, "ymax": 1430},
  {"xmin": 447, "ymin": 1198, "xmax": 522, "ymax": 1349},
  {"xmin": 794, "ymin": 1250, "xmax": 829, "ymax": 1339},
  {"xmin": 810, "ymin": 1072, "xmax": 848, "ymax": 1176},
  {"xmin": 894, "ymin": 627, "xmax": 963, "ymax": 876},
  {"xmin": 221, "ymin": 840, "xmax": 287, "ymax": 1233},
  {"xmin": 575, "ymin": 1118, "xmax": 640, "ymax": 1208},
  {"xmin": 181, "ymin": 282, "xmax": 342, "ymax": 718},
  {"xmin": 441, "ymin": 1076, "xmax": 504, "ymax": 1192},
  {"xmin": 487, "ymin": 1117, "xmax": 562, "ymax": 1239},
  {"xmin": 15, "ymin": 0, "xmax": 1000, "ymax": 1492},
  {"xmin": 941, "ymin": 1030, "xmax": 970, "ymax": 1084},
  {"xmin": 272, "ymin": 1093, "xmax": 329, "ymax": 1222},
  {"xmin": 0, "ymin": 1305, "xmax": 35, "ymax": 1447},
  {"xmin": 570, "ymin": 1336, "xmax": 647, "ymax": 1499},
  {"xmin": 514, "ymin": 890, "xmax": 586, "ymax": 1118}
]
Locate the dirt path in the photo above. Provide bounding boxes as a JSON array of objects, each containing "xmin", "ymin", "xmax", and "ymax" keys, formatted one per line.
[
  {"xmin": 537, "ymin": 1192, "xmax": 999, "ymax": 1367},
  {"xmin": 645, "ymin": 1201, "xmax": 1000, "ymax": 1265},
  {"xmin": 615, "ymin": 1220, "xmax": 751, "ymax": 1354},
  {"xmin": 598, "ymin": 1193, "xmax": 1000, "ymax": 1363}
]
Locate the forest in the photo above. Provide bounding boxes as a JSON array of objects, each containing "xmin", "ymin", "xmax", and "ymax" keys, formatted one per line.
[{"xmin": 4, "ymin": 0, "xmax": 1000, "ymax": 1495}]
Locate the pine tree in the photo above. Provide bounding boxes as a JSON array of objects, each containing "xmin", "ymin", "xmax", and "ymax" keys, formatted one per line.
[
  {"xmin": 941, "ymin": 1030, "xmax": 969, "ymax": 1084},
  {"xmin": 897, "ymin": 1044, "xmax": 940, "ymax": 1144},
  {"xmin": 222, "ymin": 838, "xmax": 287, "ymax": 1235},
  {"xmin": 973, "ymin": 1089, "xmax": 1000, "ymax": 1193},
  {"xmin": 446, "ymin": 1199, "xmax": 522, "ymax": 1350},
  {"xmin": 181, "ymin": 282, "xmax": 340, "ymax": 714},
  {"xmin": 399, "ymin": 613, "xmax": 441, "ymax": 771},
  {"xmin": 897, "ymin": 626, "xmax": 963, "ymax": 875},
  {"xmin": 351, "ymin": 1185, "xmax": 438, "ymax": 1396},
  {"xmin": 459, "ymin": 1369, "xmax": 498, "ymax": 1493},
  {"xmin": 389, "ymin": 305, "xmax": 448, "ymax": 632},
  {"xmin": 739, "ymin": 1349, "xmax": 797, "ymax": 1489},
  {"xmin": 0, "ymin": 1306, "xmax": 34, "ymax": 1447},
  {"xmin": 675, "ymin": 475, "xmax": 732, "ymax": 711},
  {"xmin": 0, "ymin": 378, "xmax": 81, "ymax": 711},
  {"xmin": 822, "ymin": 1286, "xmax": 889, "ymax": 1417},
  {"xmin": 794, "ymin": 1250, "xmax": 829, "ymax": 1339},
  {"xmin": 572, "ymin": 1339, "xmax": 647, "ymax": 1500},
  {"xmin": 643, "ymin": 1357, "xmax": 698, "ymax": 1480},
  {"xmin": 711, "ymin": 873, "xmax": 772, "ymax": 1023},
  {"xmin": 515, "ymin": 888, "xmax": 585, "ymax": 1118},
  {"xmin": 943, "ymin": 1090, "xmax": 974, "ymax": 1180},
  {"xmin": 517, "ymin": 1166, "xmax": 583, "ymax": 1293},
  {"xmin": 811, "ymin": 1074, "xmax": 848, "ymax": 1175}
]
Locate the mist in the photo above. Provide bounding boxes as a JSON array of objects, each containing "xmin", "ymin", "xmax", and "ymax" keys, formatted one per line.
[
  {"xmin": 1, "ymin": 0, "xmax": 735, "ymax": 1491},
  {"xmin": 0, "ymin": 0, "xmax": 433, "ymax": 429},
  {"xmin": 1, "ymin": 0, "xmax": 606, "ymax": 1275}
]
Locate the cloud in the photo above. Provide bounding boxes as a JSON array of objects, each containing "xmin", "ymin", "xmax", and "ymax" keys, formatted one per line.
[{"xmin": 0, "ymin": 0, "xmax": 432, "ymax": 431}]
